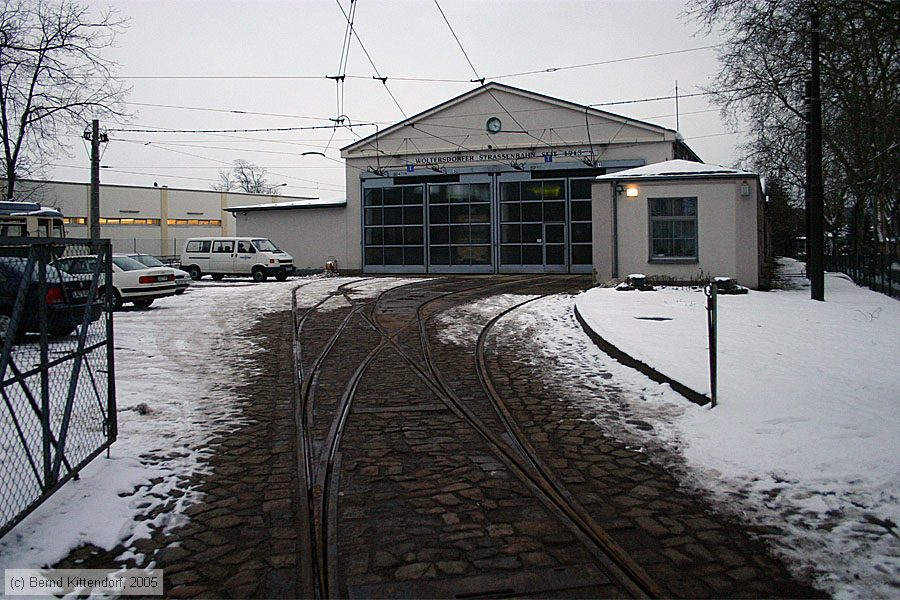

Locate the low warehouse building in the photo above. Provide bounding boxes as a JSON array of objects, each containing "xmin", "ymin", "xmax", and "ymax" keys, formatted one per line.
[
  {"xmin": 225, "ymin": 199, "xmax": 348, "ymax": 272},
  {"xmin": 6, "ymin": 178, "xmax": 309, "ymax": 256}
]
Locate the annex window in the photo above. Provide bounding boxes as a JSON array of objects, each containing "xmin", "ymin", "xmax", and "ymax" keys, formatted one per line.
[{"xmin": 648, "ymin": 197, "xmax": 698, "ymax": 261}]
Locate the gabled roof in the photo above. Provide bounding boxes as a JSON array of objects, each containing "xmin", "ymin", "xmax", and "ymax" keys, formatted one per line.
[
  {"xmin": 596, "ymin": 159, "xmax": 755, "ymax": 181},
  {"xmin": 341, "ymin": 82, "xmax": 680, "ymax": 156}
]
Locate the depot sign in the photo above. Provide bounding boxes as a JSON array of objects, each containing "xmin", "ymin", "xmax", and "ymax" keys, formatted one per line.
[{"xmin": 411, "ymin": 148, "xmax": 594, "ymax": 166}]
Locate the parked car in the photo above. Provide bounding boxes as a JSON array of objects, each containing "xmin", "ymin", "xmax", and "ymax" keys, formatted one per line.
[
  {"xmin": 180, "ymin": 237, "xmax": 294, "ymax": 282},
  {"xmin": 54, "ymin": 254, "xmax": 176, "ymax": 310},
  {"xmin": 0, "ymin": 257, "xmax": 102, "ymax": 341},
  {"xmin": 127, "ymin": 253, "xmax": 191, "ymax": 294}
]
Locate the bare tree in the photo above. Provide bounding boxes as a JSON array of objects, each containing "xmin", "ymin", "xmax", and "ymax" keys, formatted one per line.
[
  {"xmin": 686, "ymin": 0, "xmax": 899, "ymax": 254},
  {"xmin": 214, "ymin": 159, "xmax": 282, "ymax": 194},
  {"xmin": 0, "ymin": 0, "xmax": 129, "ymax": 200}
]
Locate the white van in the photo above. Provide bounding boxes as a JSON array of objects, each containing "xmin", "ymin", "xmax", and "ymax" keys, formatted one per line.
[{"xmin": 180, "ymin": 237, "xmax": 295, "ymax": 282}]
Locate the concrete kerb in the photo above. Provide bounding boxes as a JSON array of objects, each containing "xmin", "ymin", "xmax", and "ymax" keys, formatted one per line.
[{"xmin": 572, "ymin": 304, "xmax": 709, "ymax": 407}]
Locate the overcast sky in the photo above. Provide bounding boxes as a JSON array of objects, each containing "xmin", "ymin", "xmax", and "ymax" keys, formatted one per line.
[{"xmin": 53, "ymin": 0, "xmax": 739, "ymax": 198}]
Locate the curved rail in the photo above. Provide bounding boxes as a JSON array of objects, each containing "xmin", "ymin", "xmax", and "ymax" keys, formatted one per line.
[
  {"xmin": 296, "ymin": 276, "xmax": 446, "ymax": 598},
  {"xmin": 473, "ymin": 289, "xmax": 666, "ymax": 598},
  {"xmin": 294, "ymin": 275, "xmax": 664, "ymax": 599}
]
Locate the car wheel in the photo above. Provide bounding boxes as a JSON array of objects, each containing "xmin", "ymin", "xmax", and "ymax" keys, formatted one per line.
[
  {"xmin": 211, "ymin": 273, "xmax": 224, "ymax": 281},
  {"xmin": 133, "ymin": 299, "xmax": 154, "ymax": 308},
  {"xmin": 175, "ymin": 290, "xmax": 185, "ymax": 295},
  {"xmin": 104, "ymin": 287, "xmax": 123, "ymax": 311},
  {"xmin": 187, "ymin": 265, "xmax": 202, "ymax": 281},
  {"xmin": 252, "ymin": 267, "xmax": 266, "ymax": 282}
]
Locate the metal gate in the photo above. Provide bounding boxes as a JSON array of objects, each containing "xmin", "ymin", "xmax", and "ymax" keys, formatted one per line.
[{"xmin": 0, "ymin": 237, "xmax": 115, "ymax": 538}]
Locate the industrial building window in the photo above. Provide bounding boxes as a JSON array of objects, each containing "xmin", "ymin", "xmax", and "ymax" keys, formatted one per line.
[
  {"xmin": 69, "ymin": 217, "xmax": 163, "ymax": 225},
  {"xmin": 167, "ymin": 219, "xmax": 222, "ymax": 226},
  {"xmin": 569, "ymin": 179, "xmax": 593, "ymax": 265},
  {"xmin": 364, "ymin": 185, "xmax": 425, "ymax": 266},
  {"xmin": 428, "ymin": 183, "xmax": 491, "ymax": 266},
  {"xmin": 648, "ymin": 197, "xmax": 698, "ymax": 260}
]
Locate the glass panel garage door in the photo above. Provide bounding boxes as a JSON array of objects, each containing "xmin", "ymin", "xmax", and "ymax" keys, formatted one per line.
[
  {"xmin": 499, "ymin": 179, "xmax": 567, "ymax": 273},
  {"xmin": 569, "ymin": 178, "xmax": 593, "ymax": 274},
  {"xmin": 428, "ymin": 182, "xmax": 492, "ymax": 273},
  {"xmin": 363, "ymin": 184, "xmax": 425, "ymax": 272}
]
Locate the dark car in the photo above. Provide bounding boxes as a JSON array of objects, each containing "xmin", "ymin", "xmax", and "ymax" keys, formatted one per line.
[{"xmin": 0, "ymin": 258, "xmax": 102, "ymax": 342}]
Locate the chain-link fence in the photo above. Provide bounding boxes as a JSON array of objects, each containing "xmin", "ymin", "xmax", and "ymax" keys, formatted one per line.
[
  {"xmin": 108, "ymin": 237, "xmax": 183, "ymax": 261},
  {"xmin": 0, "ymin": 237, "xmax": 115, "ymax": 539}
]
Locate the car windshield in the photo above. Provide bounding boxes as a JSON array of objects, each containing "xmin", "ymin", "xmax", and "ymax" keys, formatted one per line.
[
  {"xmin": 113, "ymin": 256, "xmax": 153, "ymax": 271},
  {"xmin": 131, "ymin": 254, "xmax": 165, "ymax": 267},
  {"xmin": 4, "ymin": 257, "xmax": 70, "ymax": 282},
  {"xmin": 252, "ymin": 239, "xmax": 279, "ymax": 252}
]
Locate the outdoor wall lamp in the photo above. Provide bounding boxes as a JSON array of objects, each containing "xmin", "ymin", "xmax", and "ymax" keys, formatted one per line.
[{"xmin": 625, "ymin": 187, "xmax": 639, "ymax": 197}]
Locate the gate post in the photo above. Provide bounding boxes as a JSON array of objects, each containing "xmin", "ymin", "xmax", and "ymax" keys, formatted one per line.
[{"xmin": 704, "ymin": 281, "xmax": 718, "ymax": 408}]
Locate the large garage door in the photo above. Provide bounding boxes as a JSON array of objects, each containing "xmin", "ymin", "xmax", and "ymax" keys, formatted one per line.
[
  {"xmin": 498, "ymin": 176, "xmax": 567, "ymax": 273},
  {"xmin": 363, "ymin": 184, "xmax": 425, "ymax": 273},
  {"xmin": 427, "ymin": 181, "xmax": 492, "ymax": 274},
  {"xmin": 362, "ymin": 172, "xmax": 593, "ymax": 274},
  {"xmin": 569, "ymin": 178, "xmax": 594, "ymax": 274}
]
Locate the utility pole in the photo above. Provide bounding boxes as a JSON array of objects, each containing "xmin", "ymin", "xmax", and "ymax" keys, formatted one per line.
[
  {"xmin": 86, "ymin": 119, "xmax": 108, "ymax": 242},
  {"xmin": 675, "ymin": 80, "xmax": 680, "ymax": 133},
  {"xmin": 807, "ymin": 12, "xmax": 825, "ymax": 301}
]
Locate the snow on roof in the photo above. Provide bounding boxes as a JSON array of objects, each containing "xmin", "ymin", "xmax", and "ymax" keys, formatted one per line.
[
  {"xmin": 595, "ymin": 159, "xmax": 754, "ymax": 180},
  {"xmin": 225, "ymin": 199, "xmax": 346, "ymax": 212}
]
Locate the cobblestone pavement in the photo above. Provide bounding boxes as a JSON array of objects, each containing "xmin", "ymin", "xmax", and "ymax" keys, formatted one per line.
[
  {"xmin": 53, "ymin": 310, "xmax": 301, "ymax": 598},
  {"xmin": 298, "ymin": 276, "xmax": 825, "ymax": 599},
  {"xmin": 51, "ymin": 276, "xmax": 826, "ymax": 598}
]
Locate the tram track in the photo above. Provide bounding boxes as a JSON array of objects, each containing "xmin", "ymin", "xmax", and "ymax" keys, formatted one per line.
[{"xmin": 293, "ymin": 275, "xmax": 664, "ymax": 599}]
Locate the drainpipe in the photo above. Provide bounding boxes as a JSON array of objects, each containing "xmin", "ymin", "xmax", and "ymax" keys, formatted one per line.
[{"xmin": 611, "ymin": 180, "xmax": 619, "ymax": 279}]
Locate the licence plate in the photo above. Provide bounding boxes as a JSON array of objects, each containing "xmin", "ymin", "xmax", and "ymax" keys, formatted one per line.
[
  {"xmin": 72, "ymin": 290, "xmax": 88, "ymax": 298},
  {"xmin": 156, "ymin": 275, "xmax": 169, "ymax": 282}
]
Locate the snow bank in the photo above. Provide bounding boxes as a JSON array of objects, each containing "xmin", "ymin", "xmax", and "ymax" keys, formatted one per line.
[{"xmin": 573, "ymin": 259, "xmax": 900, "ymax": 598}]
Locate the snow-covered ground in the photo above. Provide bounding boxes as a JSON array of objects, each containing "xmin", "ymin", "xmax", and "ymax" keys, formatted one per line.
[
  {"xmin": 1, "ymin": 266, "xmax": 896, "ymax": 599},
  {"xmin": 0, "ymin": 277, "xmax": 305, "ymax": 584},
  {"xmin": 566, "ymin": 259, "xmax": 899, "ymax": 599}
]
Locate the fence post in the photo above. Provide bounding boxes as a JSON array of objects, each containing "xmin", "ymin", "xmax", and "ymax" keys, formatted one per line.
[
  {"xmin": 34, "ymin": 243, "xmax": 55, "ymax": 489},
  {"xmin": 704, "ymin": 281, "xmax": 718, "ymax": 408}
]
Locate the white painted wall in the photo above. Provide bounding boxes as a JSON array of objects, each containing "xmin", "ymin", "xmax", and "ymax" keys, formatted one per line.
[
  {"xmin": 592, "ymin": 178, "xmax": 761, "ymax": 288},
  {"xmin": 231, "ymin": 207, "xmax": 350, "ymax": 272}
]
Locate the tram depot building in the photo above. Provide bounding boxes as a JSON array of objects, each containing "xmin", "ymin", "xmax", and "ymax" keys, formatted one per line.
[
  {"xmin": 15, "ymin": 83, "xmax": 767, "ymax": 288},
  {"xmin": 232, "ymin": 83, "xmax": 766, "ymax": 288}
]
